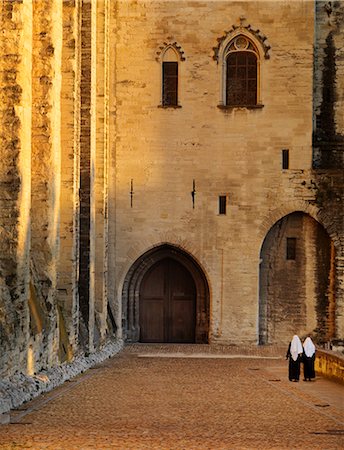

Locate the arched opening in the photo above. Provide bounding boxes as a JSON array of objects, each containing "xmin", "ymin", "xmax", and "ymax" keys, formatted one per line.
[
  {"xmin": 225, "ymin": 36, "xmax": 258, "ymax": 106},
  {"xmin": 122, "ymin": 244, "xmax": 210, "ymax": 343},
  {"xmin": 259, "ymin": 212, "xmax": 335, "ymax": 345}
]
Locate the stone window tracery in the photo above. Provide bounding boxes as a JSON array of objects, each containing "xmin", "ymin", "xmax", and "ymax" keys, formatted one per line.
[
  {"xmin": 224, "ymin": 35, "xmax": 259, "ymax": 107},
  {"xmin": 214, "ymin": 22, "xmax": 270, "ymax": 109}
]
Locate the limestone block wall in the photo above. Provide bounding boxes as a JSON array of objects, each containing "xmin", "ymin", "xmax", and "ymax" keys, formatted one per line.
[
  {"xmin": 57, "ymin": 0, "xmax": 81, "ymax": 360},
  {"xmin": 0, "ymin": 0, "xmax": 113, "ymax": 379},
  {"xmin": 313, "ymin": 0, "xmax": 344, "ymax": 339},
  {"xmin": 29, "ymin": 0, "xmax": 63, "ymax": 374},
  {"xmin": 93, "ymin": 0, "xmax": 112, "ymax": 346},
  {"xmin": 112, "ymin": 0, "xmax": 344, "ymax": 344},
  {"xmin": 0, "ymin": 0, "xmax": 342, "ymax": 384},
  {"xmin": 315, "ymin": 349, "xmax": 344, "ymax": 384},
  {"xmin": 313, "ymin": 0, "xmax": 344, "ymax": 168},
  {"xmin": 0, "ymin": 0, "xmax": 32, "ymax": 377},
  {"xmin": 259, "ymin": 212, "xmax": 333, "ymax": 344}
]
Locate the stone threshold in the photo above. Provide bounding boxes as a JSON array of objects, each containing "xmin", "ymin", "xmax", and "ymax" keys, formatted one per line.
[{"xmin": 138, "ymin": 353, "xmax": 282, "ymax": 359}]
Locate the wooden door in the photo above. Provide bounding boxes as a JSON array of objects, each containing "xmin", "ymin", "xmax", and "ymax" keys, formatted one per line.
[{"xmin": 139, "ymin": 258, "xmax": 196, "ymax": 343}]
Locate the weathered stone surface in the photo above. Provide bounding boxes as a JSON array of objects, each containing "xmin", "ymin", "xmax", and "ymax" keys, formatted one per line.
[
  {"xmin": 0, "ymin": 0, "xmax": 343, "ymax": 417},
  {"xmin": 0, "ymin": 338, "xmax": 123, "ymax": 415}
]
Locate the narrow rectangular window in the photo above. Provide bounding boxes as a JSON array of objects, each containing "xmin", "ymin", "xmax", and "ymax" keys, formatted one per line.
[
  {"xmin": 219, "ymin": 195, "xmax": 227, "ymax": 215},
  {"xmin": 286, "ymin": 237, "xmax": 296, "ymax": 260},
  {"xmin": 282, "ymin": 149, "xmax": 289, "ymax": 169},
  {"xmin": 162, "ymin": 62, "xmax": 178, "ymax": 106}
]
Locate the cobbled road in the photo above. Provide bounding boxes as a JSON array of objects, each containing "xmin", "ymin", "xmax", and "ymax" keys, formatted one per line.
[{"xmin": 0, "ymin": 344, "xmax": 343, "ymax": 449}]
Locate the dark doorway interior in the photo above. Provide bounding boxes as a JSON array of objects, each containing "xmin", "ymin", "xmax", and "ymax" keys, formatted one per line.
[
  {"xmin": 139, "ymin": 258, "xmax": 196, "ymax": 343},
  {"xmin": 259, "ymin": 212, "xmax": 334, "ymax": 345}
]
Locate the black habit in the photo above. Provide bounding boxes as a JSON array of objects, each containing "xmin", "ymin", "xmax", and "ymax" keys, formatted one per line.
[
  {"xmin": 303, "ymin": 354, "xmax": 316, "ymax": 380},
  {"xmin": 286, "ymin": 342, "xmax": 302, "ymax": 381}
]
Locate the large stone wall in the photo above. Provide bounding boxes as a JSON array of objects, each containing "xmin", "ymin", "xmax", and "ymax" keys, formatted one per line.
[
  {"xmin": 112, "ymin": 0, "xmax": 343, "ymax": 345},
  {"xmin": 313, "ymin": 0, "xmax": 344, "ymax": 339},
  {"xmin": 0, "ymin": 0, "xmax": 342, "ymax": 397},
  {"xmin": 313, "ymin": 0, "xmax": 344, "ymax": 168},
  {"xmin": 0, "ymin": 0, "xmax": 116, "ymax": 383},
  {"xmin": 0, "ymin": 0, "xmax": 32, "ymax": 378}
]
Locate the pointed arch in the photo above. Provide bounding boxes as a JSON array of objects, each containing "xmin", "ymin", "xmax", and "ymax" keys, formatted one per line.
[
  {"xmin": 122, "ymin": 244, "xmax": 210, "ymax": 343},
  {"xmin": 214, "ymin": 23, "xmax": 270, "ymax": 108},
  {"xmin": 258, "ymin": 212, "xmax": 336, "ymax": 345},
  {"xmin": 156, "ymin": 41, "xmax": 185, "ymax": 107},
  {"xmin": 156, "ymin": 41, "xmax": 186, "ymax": 63}
]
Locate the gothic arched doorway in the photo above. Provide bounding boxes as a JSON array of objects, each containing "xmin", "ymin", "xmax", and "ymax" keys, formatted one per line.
[
  {"xmin": 258, "ymin": 212, "xmax": 335, "ymax": 345},
  {"xmin": 122, "ymin": 245, "xmax": 210, "ymax": 343}
]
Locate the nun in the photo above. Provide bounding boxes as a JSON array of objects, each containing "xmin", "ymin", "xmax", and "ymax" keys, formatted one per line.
[
  {"xmin": 286, "ymin": 335, "xmax": 303, "ymax": 381},
  {"xmin": 303, "ymin": 336, "xmax": 316, "ymax": 381}
]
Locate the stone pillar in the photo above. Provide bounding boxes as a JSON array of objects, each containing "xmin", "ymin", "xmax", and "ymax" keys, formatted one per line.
[
  {"xmin": 57, "ymin": 0, "xmax": 82, "ymax": 360},
  {"xmin": 108, "ymin": 0, "xmax": 120, "ymax": 338},
  {"xmin": 79, "ymin": 0, "xmax": 92, "ymax": 349},
  {"xmin": 30, "ymin": 0, "xmax": 62, "ymax": 371},
  {"xmin": 92, "ymin": 0, "xmax": 111, "ymax": 345},
  {"xmin": 79, "ymin": 0, "xmax": 112, "ymax": 351},
  {"xmin": 0, "ymin": 0, "xmax": 32, "ymax": 377}
]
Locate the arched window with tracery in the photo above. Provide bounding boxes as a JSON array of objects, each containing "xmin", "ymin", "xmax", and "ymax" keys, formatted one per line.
[{"xmin": 224, "ymin": 35, "xmax": 259, "ymax": 106}]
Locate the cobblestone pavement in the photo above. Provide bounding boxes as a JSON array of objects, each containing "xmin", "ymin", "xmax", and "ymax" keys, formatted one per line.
[{"xmin": 0, "ymin": 344, "xmax": 343, "ymax": 449}]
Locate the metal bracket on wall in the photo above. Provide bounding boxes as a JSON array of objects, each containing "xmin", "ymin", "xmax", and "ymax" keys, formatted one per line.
[
  {"xmin": 191, "ymin": 179, "xmax": 196, "ymax": 209},
  {"xmin": 130, "ymin": 179, "xmax": 134, "ymax": 208}
]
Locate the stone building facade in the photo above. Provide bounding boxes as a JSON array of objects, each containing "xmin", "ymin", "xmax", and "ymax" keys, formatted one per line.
[{"xmin": 0, "ymin": 0, "xmax": 343, "ymax": 385}]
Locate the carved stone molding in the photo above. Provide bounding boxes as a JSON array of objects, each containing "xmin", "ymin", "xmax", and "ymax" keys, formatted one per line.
[
  {"xmin": 213, "ymin": 22, "xmax": 271, "ymax": 62},
  {"xmin": 156, "ymin": 41, "xmax": 186, "ymax": 62}
]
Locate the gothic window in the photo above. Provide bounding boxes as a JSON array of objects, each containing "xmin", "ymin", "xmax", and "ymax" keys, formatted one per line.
[
  {"xmin": 225, "ymin": 36, "xmax": 258, "ymax": 106},
  {"xmin": 158, "ymin": 45, "xmax": 184, "ymax": 107}
]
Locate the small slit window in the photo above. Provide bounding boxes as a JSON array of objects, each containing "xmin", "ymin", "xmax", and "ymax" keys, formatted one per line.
[
  {"xmin": 219, "ymin": 196, "xmax": 227, "ymax": 215},
  {"xmin": 286, "ymin": 238, "xmax": 296, "ymax": 260},
  {"xmin": 282, "ymin": 149, "xmax": 289, "ymax": 169}
]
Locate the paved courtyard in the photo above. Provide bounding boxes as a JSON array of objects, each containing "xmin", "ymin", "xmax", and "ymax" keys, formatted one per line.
[{"xmin": 0, "ymin": 344, "xmax": 343, "ymax": 449}]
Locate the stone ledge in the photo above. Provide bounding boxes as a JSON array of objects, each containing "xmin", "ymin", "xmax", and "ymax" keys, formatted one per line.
[
  {"xmin": 217, "ymin": 104, "xmax": 264, "ymax": 110},
  {"xmin": 315, "ymin": 349, "xmax": 344, "ymax": 384},
  {"xmin": 157, "ymin": 104, "xmax": 182, "ymax": 109},
  {"xmin": 0, "ymin": 338, "xmax": 123, "ymax": 416}
]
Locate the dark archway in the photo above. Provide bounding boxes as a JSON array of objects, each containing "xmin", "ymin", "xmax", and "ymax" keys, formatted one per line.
[
  {"xmin": 122, "ymin": 245, "xmax": 210, "ymax": 343},
  {"xmin": 259, "ymin": 212, "xmax": 335, "ymax": 345}
]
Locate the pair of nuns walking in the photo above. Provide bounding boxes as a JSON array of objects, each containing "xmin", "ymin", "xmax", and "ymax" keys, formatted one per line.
[{"xmin": 286, "ymin": 335, "xmax": 316, "ymax": 382}]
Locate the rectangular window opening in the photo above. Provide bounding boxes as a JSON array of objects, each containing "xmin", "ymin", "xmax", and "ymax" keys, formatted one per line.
[
  {"xmin": 219, "ymin": 195, "xmax": 227, "ymax": 215},
  {"xmin": 282, "ymin": 149, "xmax": 289, "ymax": 170},
  {"xmin": 286, "ymin": 237, "xmax": 296, "ymax": 260},
  {"xmin": 162, "ymin": 62, "xmax": 178, "ymax": 106}
]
